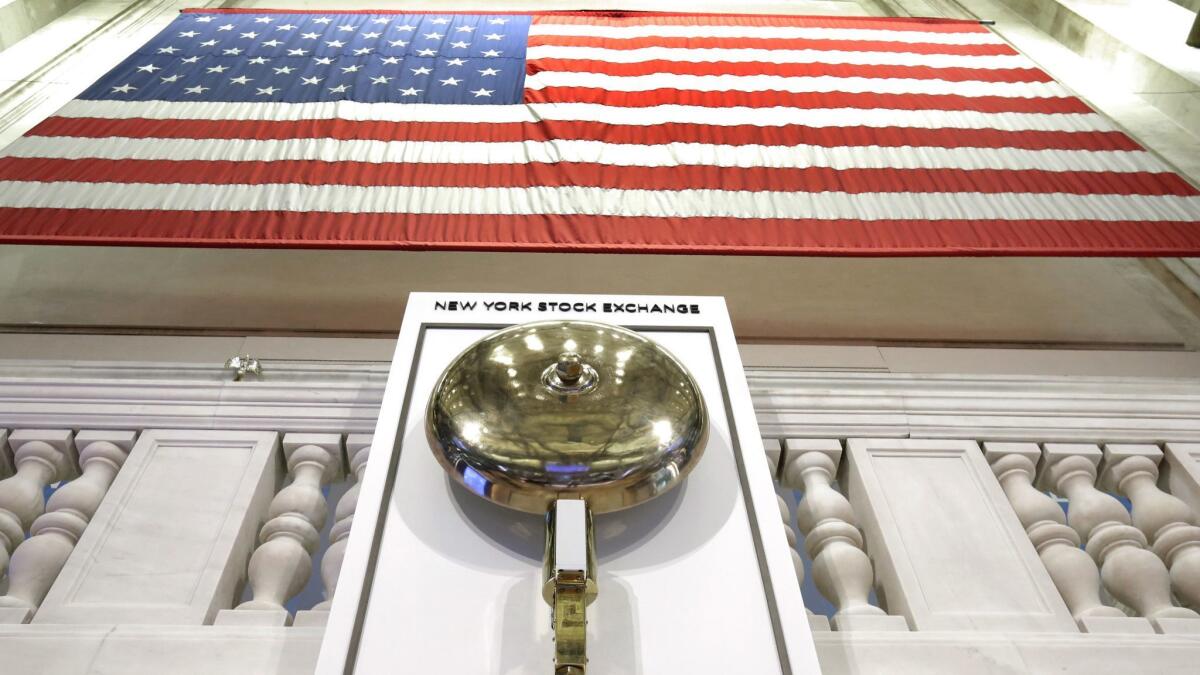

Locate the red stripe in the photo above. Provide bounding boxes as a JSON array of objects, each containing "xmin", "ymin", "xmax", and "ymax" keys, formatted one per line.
[
  {"xmin": 2, "ymin": 209, "xmax": 1196, "ymax": 256},
  {"xmin": 27, "ymin": 116, "xmax": 1140, "ymax": 151},
  {"xmin": 531, "ymin": 15, "xmax": 987, "ymax": 32},
  {"xmin": 527, "ymin": 34, "xmax": 1014, "ymax": 55},
  {"xmin": 527, "ymin": 58, "xmax": 1050, "ymax": 82},
  {"xmin": 3, "ymin": 157, "xmax": 1192, "ymax": 196},
  {"xmin": 525, "ymin": 87, "xmax": 1092, "ymax": 113}
]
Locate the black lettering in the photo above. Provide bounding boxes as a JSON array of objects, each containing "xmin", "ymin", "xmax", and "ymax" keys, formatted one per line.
[
  {"xmin": 538, "ymin": 302, "xmax": 548, "ymax": 311},
  {"xmin": 585, "ymin": 303, "xmax": 596, "ymax": 312},
  {"xmin": 690, "ymin": 304, "xmax": 700, "ymax": 314},
  {"xmin": 461, "ymin": 301, "xmax": 477, "ymax": 310},
  {"xmin": 521, "ymin": 302, "xmax": 532, "ymax": 311},
  {"xmin": 435, "ymin": 301, "xmax": 448, "ymax": 310}
]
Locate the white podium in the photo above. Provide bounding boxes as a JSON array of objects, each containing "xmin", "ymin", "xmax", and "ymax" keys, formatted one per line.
[{"xmin": 317, "ymin": 293, "xmax": 820, "ymax": 675}]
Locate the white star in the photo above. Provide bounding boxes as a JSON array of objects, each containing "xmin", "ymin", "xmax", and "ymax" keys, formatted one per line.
[
  {"xmin": 261, "ymin": 39, "xmax": 283, "ymax": 47},
  {"xmin": 372, "ymin": 18, "xmax": 390, "ymax": 24},
  {"xmin": 423, "ymin": 32, "xmax": 443, "ymax": 40},
  {"xmin": 223, "ymin": 47, "xmax": 243, "ymax": 55},
  {"xmin": 328, "ymin": 84, "xmax": 351, "ymax": 93},
  {"xmin": 157, "ymin": 46, "xmax": 179, "ymax": 54},
  {"xmin": 484, "ymin": 33, "xmax": 503, "ymax": 41},
  {"xmin": 353, "ymin": 47, "xmax": 373, "ymax": 55},
  {"xmin": 136, "ymin": 63, "xmax": 161, "ymax": 73},
  {"xmin": 416, "ymin": 48, "xmax": 436, "ymax": 56},
  {"xmin": 337, "ymin": 25, "xmax": 356, "ymax": 33},
  {"xmin": 195, "ymin": 16, "xmax": 214, "ymax": 23},
  {"xmin": 399, "ymin": 87, "xmax": 421, "ymax": 96},
  {"xmin": 380, "ymin": 55, "xmax": 401, "ymax": 64},
  {"xmin": 341, "ymin": 64, "xmax": 362, "ymax": 73},
  {"xmin": 110, "ymin": 83, "xmax": 136, "ymax": 93},
  {"xmin": 273, "ymin": 65, "xmax": 294, "ymax": 74},
  {"xmin": 488, "ymin": 18, "xmax": 509, "ymax": 24},
  {"xmin": 181, "ymin": 56, "xmax": 201, "ymax": 63},
  {"xmin": 430, "ymin": 17, "xmax": 450, "ymax": 25},
  {"xmin": 206, "ymin": 64, "xmax": 228, "ymax": 73},
  {"xmin": 254, "ymin": 17, "xmax": 273, "ymax": 24},
  {"xmin": 217, "ymin": 23, "xmax": 234, "ymax": 31},
  {"xmin": 478, "ymin": 67, "xmax": 500, "ymax": 76},
  {"xmin": 256, "ymin": 86, "xmax": 278, "ymax": 95},
  {"xmin": 456, "ymin": 25, "xmax": 476, "ymax": 33},
  {"xmin": 184, "ymin": 84, "xmax": 209, "ymax": 93},
  {"xmin": 301, "ymin": 76, "xmax": 323, "ymax": 85},
  {"xmin": 313, "ymin": 17, "xmax": 332, "ymax": 24},
  {"xmin": 288, "ymin": 48, "xmax": 310, "ymax": 56},
  {"xmin": 449, "ymin": 41, "xmax": 469, "ymax": 49},
  {"xmin": 300, "ymin": 32, "xmax": 320, "ymax": 40},
  {"xmin": 229, "ymin": 75, "xmax": 252, "ymax": 84},
  {"xmin": 361, "ymin": 31, "xmax": 381, "ymax": 39},
  {"xmin": 312, "ymin": 56, "xmax": 333, "ymax": 64},
  {"xmin": 178, "ymin": 31, "xmax": 199, "ymax": 38},
  {"xmin": 410, "ymin": 66, "xmax": 432, "ymax": 75},
  {"xmin": 160, "ymin": 74, "xmax": 180, "ymax": 82},
  {"xmin": 325, "ymin": 40, "xmax": 345, "ymax": 48},
  {"xmin": 388, "ymin": 39, "xmax": 408, "ymax": 47},
  {"xmin": 247, "ymin": 56, "xmax": 269, "ymax": 64},
  {"xmin": 199, "ymin": 39, "xmax": 218, "ymax": 47},
  {"xmin": 370, "ymin": 75, "xmax": 391, "ymax": 84},
  {"xmin": 395, "ymin": 25, "xmax": 415, "ymax": 32},
  {"xmin": 470, "ymin": 87, "xmax": 493, "ymax": 98},
  {"xmin": 439, "ymin": 76, "xmax": 462, "ymax": 86},
  {"xmin": 240, "ymin": 31, "xmax": 259, "ymax": 39},
  {"xmin": 445, "ymin": 58, "xmax": 466, "ymax": 66},
  {"xmin": 481, "ymin": 49, "xmax": 501, "ymax": 57},
  {"xmin": 275, "ymin": 24, "xmax": 296, "ymax": 31}
]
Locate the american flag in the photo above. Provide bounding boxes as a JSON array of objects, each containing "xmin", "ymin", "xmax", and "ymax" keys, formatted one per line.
[{"xmin": 1, "ymin": 9, "xmax": 1199, "ymax": 254}]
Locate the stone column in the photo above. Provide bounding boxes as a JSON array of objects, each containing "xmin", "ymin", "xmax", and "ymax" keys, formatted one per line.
[
  {"xmin": 985, "ymin": 442, "xmax": 1127, "ymax": 633},
  {"xmin": 1042, "ymin": 443, "xmax": 1198, "ymax": 634},
  {"xmin": 1102, "ymin": 444, "xmax": 1200, "ymax": 616},
  {"xmin": 0, "ymin": 430, "xmax": 77, "ymax": 581},
  {"xmin": 783, "ymin": 439, "xmax": 904, "ymax": 631},
  {"xmin": 217, "ymin": 433, "xmax": 342, "ymax": 627},
  {"xmin": 0, "ymin": 431, "xmax": 135, "ymax": 623}
]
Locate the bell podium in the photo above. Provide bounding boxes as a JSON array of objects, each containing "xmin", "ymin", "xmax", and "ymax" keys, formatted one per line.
[{"xmin": 316, "ymin": 292, "xmax": 822, "ymax": 675}]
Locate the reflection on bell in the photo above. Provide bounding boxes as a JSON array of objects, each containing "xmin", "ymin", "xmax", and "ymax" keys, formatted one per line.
[{"xmin": 426, "ymin": 320, "xmax": 708, "ymax": 674}]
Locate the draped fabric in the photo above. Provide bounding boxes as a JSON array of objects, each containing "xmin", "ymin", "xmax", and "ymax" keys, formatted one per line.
[{"xmin": 1, "ymin": 9, "xmax": 1198, "ymax": 255}]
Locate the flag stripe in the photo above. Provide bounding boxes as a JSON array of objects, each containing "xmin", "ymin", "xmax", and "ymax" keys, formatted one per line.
[
  {"xmin": 3, "ymin": 181, "xmax": 1197, "ymax": 222},
  {"xmin": 2, "ymin": 209, "xmax": 1197, "ymax": 257},
  {"xmin": 526, "ymin": 35, "xmax": 1017, "ymax": 56},
  {"xmin": 523, "ymin": 72, "xmax": 1070, "ymax": 98},
  {"xmin": 525, "ymin": 87, "xmax": 1091, "ymax": 113},
  {"xmin": 531, "ymin": 15, "xmax": 988, "ymax": 33},
  {"xmin": 527, "ymin": 58, "xmax": 1050, "ymax": 82},
  {"xmin": 52, "ymin": 99, "xmax": 1116, "ymax": 132},
  {"xmin": 2, "ymin": 158, "xmax": 1190, "ymax": 196},
  {"xmin": 28, "ymin": 116, "xmax": 1140, "ymax": 152},
  {"xmin": 527, "ymin": 22, "xmax": 1002, "ymax": 44},
  {"xmin": 524, "ymin": 45, "xmax": 1033, "ymax": 68},
  {"xmin": 5, "ymin": 135, "xmax": 1166, "ymax": 173}
]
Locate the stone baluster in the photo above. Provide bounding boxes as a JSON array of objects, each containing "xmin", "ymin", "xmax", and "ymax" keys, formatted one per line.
[
  {"xmin": 294, "ymin": 435, "xmax": 370, "ymax": 627},
  {"xmin": 984, "ymin": 443, "xmax": 1126, "ymax": 632},
  {"xmin": 782, "ymin": 439, "xmax": 905, "ymax": 631},
  {"xmin": 1102, "ymin": 444, "xmax": 1200, "ymax": 615},
  {"xmin": 0, "ymin": 431, "xmax": 135, "ymax": 623},
  {"xmin": 0, "ymin": 430, "xmax": 77, "ymax": 579},
  {"xmin": 216, "ymin": 433, "xmax": 342, "ymax": 626},
  {"xmin": 1042, "ymin": 444, "xmax": 1198, "ymax": 633}
]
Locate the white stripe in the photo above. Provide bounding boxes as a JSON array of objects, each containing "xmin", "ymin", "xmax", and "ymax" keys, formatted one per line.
[
  {"xmin": 3, "ymin": 135, "xmax": 1166, "ymax": 173},
  {"xmin": 525, "ymin": 71, "xmax": 1070, "ymax": 98},
  {"xmin": 525, "ymin": 45, "xmax": 1033, "ymax": 69},
  {"xmin": 52, "ymin": 100, "xmax": 1117, "ymax": 133},
  {"xmin": 528, "ymin": 23, "xmax": 1002, "ymax": 45},
  {"xmin": 2, "ymin": 181, "xmax": 1197, "ymax": 221}
]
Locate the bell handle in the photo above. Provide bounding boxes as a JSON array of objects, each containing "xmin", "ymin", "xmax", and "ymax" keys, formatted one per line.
[{"xmin": 543, "ymin": 499, "xmax": 597, "ymax": 675}]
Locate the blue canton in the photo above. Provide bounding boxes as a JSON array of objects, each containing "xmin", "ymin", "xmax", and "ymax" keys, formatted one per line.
[{"xmin": 80, "ymin": 12, "xmax": 531, "ymax": 104}]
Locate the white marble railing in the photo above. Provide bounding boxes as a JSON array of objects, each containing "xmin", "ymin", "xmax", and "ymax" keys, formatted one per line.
[{"xmin": 765, "ymin": 436, "xmax": 1200, "ymax": 636}]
